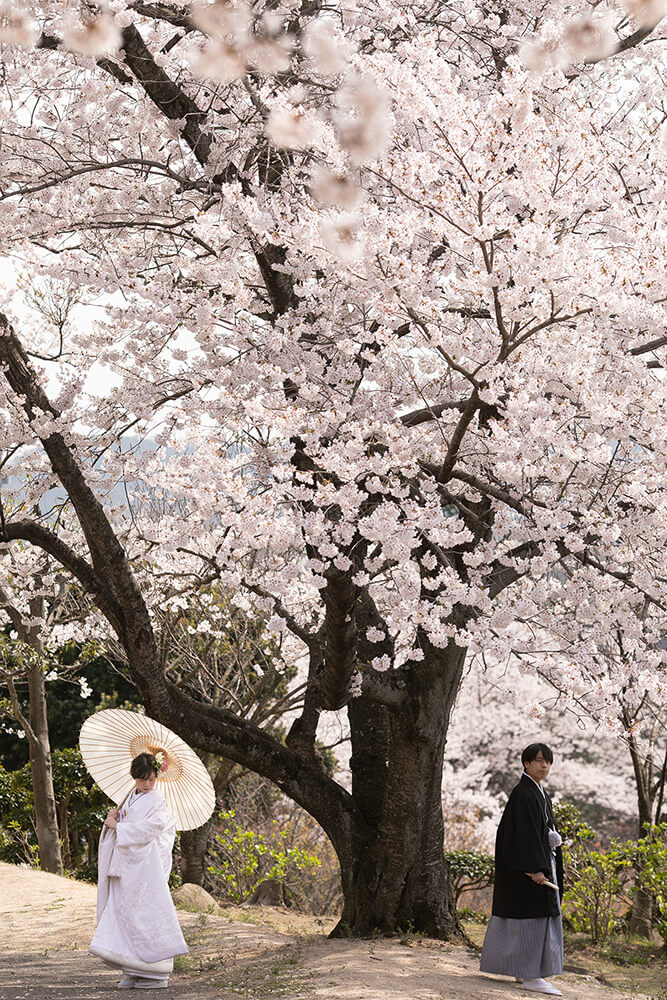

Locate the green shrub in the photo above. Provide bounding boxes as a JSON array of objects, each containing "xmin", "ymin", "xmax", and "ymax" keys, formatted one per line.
[
  {"xmin": 629, "ymin": 824, "xmax": 667, "ymax": 945},
  {"xmin": 556, "ymin": 804, "xmax": 667, "ymax": 947},
  {"xmin": 458, "ymin": 906, "xmax": 490, "ymax": 924},
  {"xmin": 553, "ymin": 801, "xmax": 595, "ymax": 845},
  {"xmin": 0, "ymin": 748, "xmax": 107, "ymax": 874},
  {"xmin": 555, "ymin": 800, "xmax": 632, "ymax": 946},
  {"xmin": 0, "ymin": 763, "xmax": 38, "ymax": 864},
  {"xmin": 562, "ymin": 841, "xmax": 632, "ymax": 944},
  {"xmin": 444, "ymin": 849, "xmax": 494, "ymax": 908},
  {"xmin": 206, "ymin": 809, "xmax": 321, "ymax": 907}
]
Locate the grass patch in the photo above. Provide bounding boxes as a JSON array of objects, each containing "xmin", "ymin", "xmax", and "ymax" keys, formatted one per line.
[
  {"xmin": 210, "ymin": 942, "xmax": 312, "ymax": 998},
  {"xmin": 182, "ymin": 913, "xmax": 210, "ymax": 948},
  {"xmin": 174, "ymin": 952, "xmax": 223, "ymax": 974},
  {"xmin": 598, "ymin": 935, "xmax": 665, "ymax": 967},
  {"xmin": 563, "ymin": 930, "xmax": 667, "ymax": 993},
  {"xmin": 461, "ymin": 920, "xmax": 485, "ymax": 948},
  {"xmin": 174, "ymin": 900, "xmax": 220, "ymax": 914}
]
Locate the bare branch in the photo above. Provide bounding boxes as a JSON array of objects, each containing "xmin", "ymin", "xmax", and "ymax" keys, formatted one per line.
[
  {"xmin": 629, "ymin": 334, "xmax": 667, "ymax": 357},
  {"xmin": 0, "ymin": 158, "xmax": 209, "ymax": 203}
]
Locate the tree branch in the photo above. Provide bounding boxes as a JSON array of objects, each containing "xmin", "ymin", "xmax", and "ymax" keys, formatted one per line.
[
  {"xmin": 320, "ymin": 568, "xmax": 359, "ymax": 710},
  {"xmin": 629, "ymin": 334, "xmax": 667, "ymax": 357},
  {"xmin": 583, "ymin": 18, "xmax": 666, "ymax": 68},
  {"xmin": 120, "ymin": 24, "xmax": 213, "ymax": 165},
  {"xmin": 0, "ymin": 520, "xmax": 123, "ymax": 634},
  {"xmin": 36, "ymin": 32, "xmax": 134, "ymax": 84},
  {"xmin": 400, "ymin": 399, "xmax": 466, "ymax": 428},
  {"xmin": 5, "ymin": 677, "xmax": 36, "ymax": 744},
  {"xmin": 130, "ymin": 1, "xmax": 191, "ymax": 28},
  {"xmin": 162, "ymin": 679, "xmax": 364, "ymax": 852},
  {"xmin": 0, "ymin": 579, "xmax": 29, "ymax": 642},
  {"xmin": 437, "ymin": 391, "xmax": 480, "ymax": 484},
  {"xmin": 0, "ymin": 314, "xmax": 132, "ymax": 595},
  {"xmin": 0, "ymin": 158, "xmax": 209, "ymax": 203}
]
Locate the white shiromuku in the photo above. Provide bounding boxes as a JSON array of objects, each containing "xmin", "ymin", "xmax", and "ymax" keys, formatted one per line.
[{"xmin": 90, "ymin": 787, "xmax": 188, "ymax": 976}]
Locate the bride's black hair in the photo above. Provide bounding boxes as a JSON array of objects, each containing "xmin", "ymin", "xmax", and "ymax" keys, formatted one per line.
[{"xmin": 130, "ymin": 752, "xmax": 159, "ymax": 779}]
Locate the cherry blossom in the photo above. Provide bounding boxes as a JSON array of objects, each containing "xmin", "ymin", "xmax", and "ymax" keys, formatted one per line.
[
  {"xmin": 0, "ymin": 3, "xmax": 38, "ymax": 47},
  {"xmin": 63, "ymin": 10, "xmax": 122, "ymax": 58}
]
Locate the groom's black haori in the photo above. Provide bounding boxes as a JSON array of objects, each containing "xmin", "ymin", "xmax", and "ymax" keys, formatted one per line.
[
  {"xmin": 491, "ymin": 772, "xmax": 564, "ymax": 919},
  {"xmin": 480, "ymin": 742, "xmax": 565, "ymax": 992}
]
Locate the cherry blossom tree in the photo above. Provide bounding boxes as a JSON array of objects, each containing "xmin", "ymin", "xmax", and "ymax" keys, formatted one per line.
[
  {"xmin": 0, "ymin": 0, "xmax": 665, "ymax": 935},
  {"xmin": 510, "ymin": 612, "xmax": 667, "ymax": 936}
]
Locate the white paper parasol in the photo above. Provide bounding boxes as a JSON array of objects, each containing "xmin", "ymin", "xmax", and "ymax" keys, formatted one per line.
[{"xmin": 79, "ymin": 708, "xmax": 215, "ymax": 831}]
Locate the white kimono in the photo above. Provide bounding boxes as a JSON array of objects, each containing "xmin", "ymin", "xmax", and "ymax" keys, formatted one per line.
[{"xmin": 90, "ymin": 787, "xmax": 188, "ymax": 979}]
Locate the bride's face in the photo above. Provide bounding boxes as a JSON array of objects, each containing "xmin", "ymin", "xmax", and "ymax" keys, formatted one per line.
[{"xmin": 134, "ymin": 773, "xmax": 157, "ymax": 794}]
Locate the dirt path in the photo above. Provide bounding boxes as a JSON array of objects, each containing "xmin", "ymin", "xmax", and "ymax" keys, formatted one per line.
[{"xmin": 0, "ymin": 862, "xmax": 654, "ymax": 1000}]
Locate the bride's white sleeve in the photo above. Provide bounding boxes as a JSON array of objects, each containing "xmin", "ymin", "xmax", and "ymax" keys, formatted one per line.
[{"xmin": 115, "ymin": 801, "xmax": 174, "ymax": 848}]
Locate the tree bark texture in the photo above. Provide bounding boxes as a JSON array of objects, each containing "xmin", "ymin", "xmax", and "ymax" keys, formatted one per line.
[
  {"xmin": 334, "ymin": 643, "xmax": 466, "ymax": 937},
  {"xmin": 179, "ymin": 820, "xmax": 213, "ymax": 887}
]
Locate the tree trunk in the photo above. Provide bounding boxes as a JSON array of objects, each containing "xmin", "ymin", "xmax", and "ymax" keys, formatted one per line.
[
  {"xmin": 0, "ymin": 584, "xmax": 63, "ymax": 876},
  {"xmin": 630, "ymin": 886, "xmax": 653, "ymax": 939},
  {"xmin": 59, "ymin": 794, "xmax": 71, "ymax": 870},
  {"xmin": 627, "ymin": 735, "xmax": 654, "ymax": 937},
  {"xmin": 333, "ymin": 642, "xmax": 465, "ymax": 937},
  {"xmin": 27, "ymin": 663, "xmax": 63, "ymax": 875},
  {"xmin": 180, "ymin": 820, "xmax": 213, "ymax": 886}
]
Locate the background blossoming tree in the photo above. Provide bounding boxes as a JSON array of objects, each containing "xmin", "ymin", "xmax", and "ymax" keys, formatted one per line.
[{"xmin": 0, "ymin": 0, "xmax": 665, "ymax": 936}]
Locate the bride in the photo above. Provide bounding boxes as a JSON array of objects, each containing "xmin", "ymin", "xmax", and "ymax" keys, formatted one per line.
[{"xmin": 89, "ymin": 753, "xmax": 188, "ymax": 990}]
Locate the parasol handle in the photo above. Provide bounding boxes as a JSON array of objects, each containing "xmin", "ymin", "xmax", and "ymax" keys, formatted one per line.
[{"xmin": 101, "ymin": 789, "xmax": 131, "ymax": 840}]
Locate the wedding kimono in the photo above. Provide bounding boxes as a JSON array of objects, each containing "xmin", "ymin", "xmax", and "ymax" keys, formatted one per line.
[
  {"xmin": 480, "ymin": 772, "xmax": 564, "ymax": 981},
  {"xmin": 90, "ymin": 787, "xmax": 188, "ymax": 982}
]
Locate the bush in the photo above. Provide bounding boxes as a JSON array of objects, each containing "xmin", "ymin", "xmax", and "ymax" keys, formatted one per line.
[
  {"xmin": 629, "ymin": 824, "xmax": 667, "ymax": 945},
  {"xmin": 556, "ymin": 804, "xmax": 667, "ymax": 947},
  {"xmin": 0, "ymin": 747, "xmax": 107, "ymax": 874},
  {"xmin": 553, "ymin": 800, "xmax": 596, "ymax": 845},
  {"xmin": 445, "ymin": 849, "xmax": 494, "ymax": 909},
  {"xmin": 0, "ymin": 763, "xmax": 39, "ymax": 864},
  {"xmin": 562, "ymin": 841, "xmax": 632, "ymax": 945},
  {"xmin": 458, "ymin": 906, "xmax": 490, "ymax": 924},
  {"xmin": 206, "ymin": 808, "xmax": 322, "ymax": 907},
  {"xmin": 51, "ymin": 747, "xmax": 108, "ymax": 870},
  {"xmin": 556, "ymin": 799, "xmax": 632, "ymax": 945}
]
